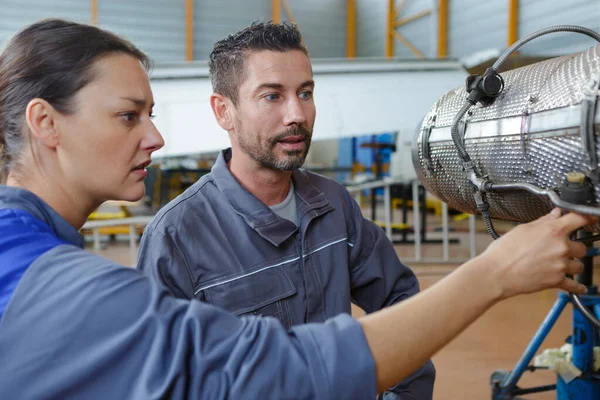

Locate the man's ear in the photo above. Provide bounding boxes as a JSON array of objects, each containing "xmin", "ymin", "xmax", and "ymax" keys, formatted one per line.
[
  {"xmin": 25, "ymin": 98, "xmax": 59, "ymax": 149},
  {"xmin": 210, "ymin": 93, "xmax": 235, "ymax": 132}
]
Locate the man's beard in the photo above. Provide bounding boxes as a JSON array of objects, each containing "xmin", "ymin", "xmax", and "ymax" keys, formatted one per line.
[{"xmin": 238, "ymin": 126, "xmax": 312, "ymax": 171}]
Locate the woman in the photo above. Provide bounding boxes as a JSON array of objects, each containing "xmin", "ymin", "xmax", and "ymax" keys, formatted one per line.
[{"xmin": 0, "ymin": 19, "xmax": 592, "ymax": 399}]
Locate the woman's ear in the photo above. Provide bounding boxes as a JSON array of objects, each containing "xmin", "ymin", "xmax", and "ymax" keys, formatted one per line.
[
  {"xmin": 210, "ymin": 93, "xmax": 235, "ymax": 132},
  {"xmin": 25, "ymin": 98, "xmax": 59, "ymax": 149}
]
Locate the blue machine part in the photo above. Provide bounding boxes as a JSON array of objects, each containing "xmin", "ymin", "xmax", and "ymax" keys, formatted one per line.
[{"xmin": 493, "ymin": 292, "xmax": 600, "ymax": 400}]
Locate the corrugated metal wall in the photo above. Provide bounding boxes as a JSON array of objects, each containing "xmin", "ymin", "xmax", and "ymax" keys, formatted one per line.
[
  {"xmin": 281, "ymin": 0, "xmax": 347, "ymax": 59},
  {"xmin": 193, "ymin": 0, "xmax": 346, "ymax": 61},
  {"xmin": 447, "ymin": 0, "xmax": 507, "ymax": 58},
  {"xmin": 519, "ymin": 0, "xmax": 600, "ymax": 56},
  {"xmin": 356, "ymin": 0, "xmax": 385, "ymax": 57},
  {"xmin": 2, "ymin": 1, "xmax": 600, "ymax": 62},
  {"xmin": 0, "ymin": 0, "xmax": 90, "ymax": 50},
  {"xmin": 193, "ymin": 0, "xmax": 271, "ymax": 61},
  {"xmin": 97, "ymin": 0, "xmax": 185, "ymax": 62}
]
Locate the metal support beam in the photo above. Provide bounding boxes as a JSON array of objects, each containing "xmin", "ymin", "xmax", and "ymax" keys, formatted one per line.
[
  {"xmin": 386, "ymin": 0, "xmax": 395, "ymax": 57},
  {"xmin": 346, "ymin": 0, "xmax": 356, "ymax": 58},
  {"xmin": 185, "ymin": 0, "xmax": 194, "ymax": 62},
  {"xmin": 272, "ymin": 0, "xmax": 281, "ymax": 23},
  {"xmin": 91, "ymin": 0, "xmax": 98, "ymax": 25},
  {"xmin": 437, "ymin": 0, "xmax": 448, "ymax": 58},
  {"xmin": 394, "ymin": 9, "xmax": 432, "ymax": 28},
  {"xmin": 387, "ymin": 0, "xmax": 431, "ymax": 58},
  {"xmin": 392, "ymin": 30, "xmax": 424, "ymax": 59},
  {"xmin": 508, "ymin": 0, "xmax": 519, "ymax": 46}
]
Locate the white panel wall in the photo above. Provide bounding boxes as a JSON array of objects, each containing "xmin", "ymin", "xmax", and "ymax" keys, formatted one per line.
[{"xmin": 148, "ymin": 59, "xmax": 467, "ymax": 183}]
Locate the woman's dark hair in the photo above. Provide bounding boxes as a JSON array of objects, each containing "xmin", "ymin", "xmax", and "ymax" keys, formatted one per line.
[{"xmin": 0, "ymin": 18, "xmax": 151, "ymax": 182}]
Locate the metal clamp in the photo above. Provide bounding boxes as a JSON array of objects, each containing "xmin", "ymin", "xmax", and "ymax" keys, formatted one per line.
[
  {"xmin": 421, "ymin": 115, "xmax": 436, "ymax": 174},
  {"xmin": 520, "ymin": 96, "xmax": 536, "ymax": 174},
  {"xmin": 580, "ymin": 75, "xmax": 600, "ymax": 181}
]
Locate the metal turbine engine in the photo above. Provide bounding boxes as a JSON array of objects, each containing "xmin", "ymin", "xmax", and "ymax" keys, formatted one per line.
[
  {"xmin": 413, "ymin": 27, "xmax": 600, "ymax": 234},
  {"xmin": 413, "ymin": 27, "xmax": 600, "ymax": 399}
]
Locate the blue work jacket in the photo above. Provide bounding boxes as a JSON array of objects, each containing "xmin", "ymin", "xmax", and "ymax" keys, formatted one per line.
[
  {"xmin": 0, "ymin": 185, "xmax": 376, "ymax": 399},
  {"xmin": 138, "ymin": 148, "xmax": 435, "ymax": 399}
]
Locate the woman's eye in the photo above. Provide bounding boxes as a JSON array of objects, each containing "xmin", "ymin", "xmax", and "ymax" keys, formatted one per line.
[{"xmin": 122, "ymin": 112, "xmax": 138, "ymax": 122}]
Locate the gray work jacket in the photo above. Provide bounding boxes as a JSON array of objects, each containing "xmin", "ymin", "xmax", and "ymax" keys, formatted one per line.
[
  {"xmin": 138, "ymin": 149, "xmax": 435, "ymax": 399},
  {"xmin": 0, "ymin": 184, "xmax": 377, "ymax": 399}
]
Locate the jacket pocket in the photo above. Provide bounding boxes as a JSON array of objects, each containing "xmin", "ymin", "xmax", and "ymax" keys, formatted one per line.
[{"xmin": 200, "ymin": 267, "xmax": 296, "ymax": 326}]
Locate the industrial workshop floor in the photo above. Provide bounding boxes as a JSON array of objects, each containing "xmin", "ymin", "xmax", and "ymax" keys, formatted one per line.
[{"xmin": 87, "ymin": 208, "xmax": 599, "ymax": 399}]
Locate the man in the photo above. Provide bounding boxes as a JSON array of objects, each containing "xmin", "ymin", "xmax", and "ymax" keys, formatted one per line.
[{"xmin": 137, "ymin": 21, "xmax": 431, "ymax": 399}]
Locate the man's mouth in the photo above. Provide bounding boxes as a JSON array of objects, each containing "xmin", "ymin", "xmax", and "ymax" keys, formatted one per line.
[{"xmin": 278, "ymin": 135, "xmax": 305, "ymax": 144}]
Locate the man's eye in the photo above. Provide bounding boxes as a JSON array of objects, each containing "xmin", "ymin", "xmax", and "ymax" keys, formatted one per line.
[
  {"xmin": 265, "ymin": 94, "xmax": 279, "ymax": 101},
  {"xmin": 299, "ymin": 91, "xmax": 312, "ymax": 100}
]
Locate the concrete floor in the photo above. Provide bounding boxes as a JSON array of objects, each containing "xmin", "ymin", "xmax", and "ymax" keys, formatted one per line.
[{"xmin": 85, "ymin": 207, "xmax": 597, "ymax": 399}]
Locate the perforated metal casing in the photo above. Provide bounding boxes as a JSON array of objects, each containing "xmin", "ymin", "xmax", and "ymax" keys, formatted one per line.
[{"xmin": 413, "ymin": 45, "xmax": 600, "ymax": 226}]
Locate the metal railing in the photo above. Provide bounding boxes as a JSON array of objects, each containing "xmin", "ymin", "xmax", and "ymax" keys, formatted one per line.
[
  {"xmin": 82, "ymin": 216, "xmax": 154, "ymax": 266},
  {"xmin": 81, "ymin": 180, "xmax": 477, "ymax": 266},
  {"xmin": 345, "ymin": 178, "xmax": 477, "ymax": 263}
]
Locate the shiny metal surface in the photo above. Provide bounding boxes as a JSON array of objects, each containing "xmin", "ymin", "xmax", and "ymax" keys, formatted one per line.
[{"xmin": 414, "ymin": 44, "xmax": 600, "ymax": 226}]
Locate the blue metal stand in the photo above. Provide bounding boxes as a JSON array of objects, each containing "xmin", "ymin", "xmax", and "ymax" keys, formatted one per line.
[{"xmin": 491, "ymin": 292, "xmax": 600, "ymax": 399}]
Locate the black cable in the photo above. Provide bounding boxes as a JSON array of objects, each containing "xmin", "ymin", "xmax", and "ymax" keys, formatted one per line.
[
  {"xmin": 448, "ymin": 25, "xmax": 600, "ymax": 329},
  {"xmin": 451, "ymin": 25, "xmax": 600, "ymax": 172},
  {"xmin": 574, "ymin": 234, "xmax": 600, "ymax": 245},
  {"xmin": 568, "ymin": 288, "xmax": 600, "ymax": 330},
  {"xmin": 481, "ymin": 209, "xmax": 500, "ymax": 240},
  {"xmin": 450, "ymin": 101, "xmax": 473, "ymax": 163},
  {"xmin": 492, "ymin": 25, "xmax": 600, "ymax": 72}
]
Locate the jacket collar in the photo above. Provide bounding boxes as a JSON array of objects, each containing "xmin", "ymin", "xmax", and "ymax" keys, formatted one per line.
[
  {"xmin": 0, "ymin": 185, "xmax": 84, "ymax": 248},
  {"xmin": 211, "ymin": 149, "xmax": 333, "ymax": 246}
]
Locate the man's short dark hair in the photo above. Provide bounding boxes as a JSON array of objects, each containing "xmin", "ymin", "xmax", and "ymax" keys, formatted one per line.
[{"xmin": 208, "ymin": 21, "xmax": 309, "ymax": 105}]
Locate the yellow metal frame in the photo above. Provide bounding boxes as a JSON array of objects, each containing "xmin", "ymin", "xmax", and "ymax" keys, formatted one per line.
[
  {"xmin": 386, "ymin": 0, "xmax": 432, "ymax": 59},
  {"xmin": 347, "ymin": 0, "xmax": 356, "ymax": 58},
  {"xmin": 437, "ymin": 0, "xmax": 448, "ymax": 58},
  {"xmin": 507, "ymin": 0, "xmax": 519, "ymax": 46},
  {"xmin": 272, "ymin": 0, "xmax": 281, "ymax": 22},
  {"xmin": 186, "ymin": 0, "xmax": 194, "ymax": 61},
  {"xmin": 90, "ymin": 0, "xmax": 98, "ymax": 25},
  {"xmin": 272, "ymin": 0, "xmax": 296, "ymax": 23}
]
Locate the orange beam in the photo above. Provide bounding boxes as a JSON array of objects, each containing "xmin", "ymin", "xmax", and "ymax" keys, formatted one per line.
[
  {"xmin": 386, "ymin": 0, "xmax": 395, "ymax": 57},
  {"xmin": 185, "ymin": 0, "xmax": 193, "ymax": 61},
  {"xmin": 508, "ymin": 0, "xmax": 519, "ymax": 46},
  {"xmin": 394, "ymin": 9, "xmax": 432, "ymax": 28},
  {"xmin": 272, "ymin": 0, "xmax": 281, "ymax": 23},
  {"xmin": 91, "ymin": 0, "xmax": 98, "ymax": 25},
  {"xmin": 392, "ymin": 30, "xmax": 424, "ymax": 59},
  {"xmin": 347, "ymin": 0, "xmax": 356, "ymax": 58},
  {"xmin": 437, "ymin": 0, "xmax": 448, "ymax": 58}
]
